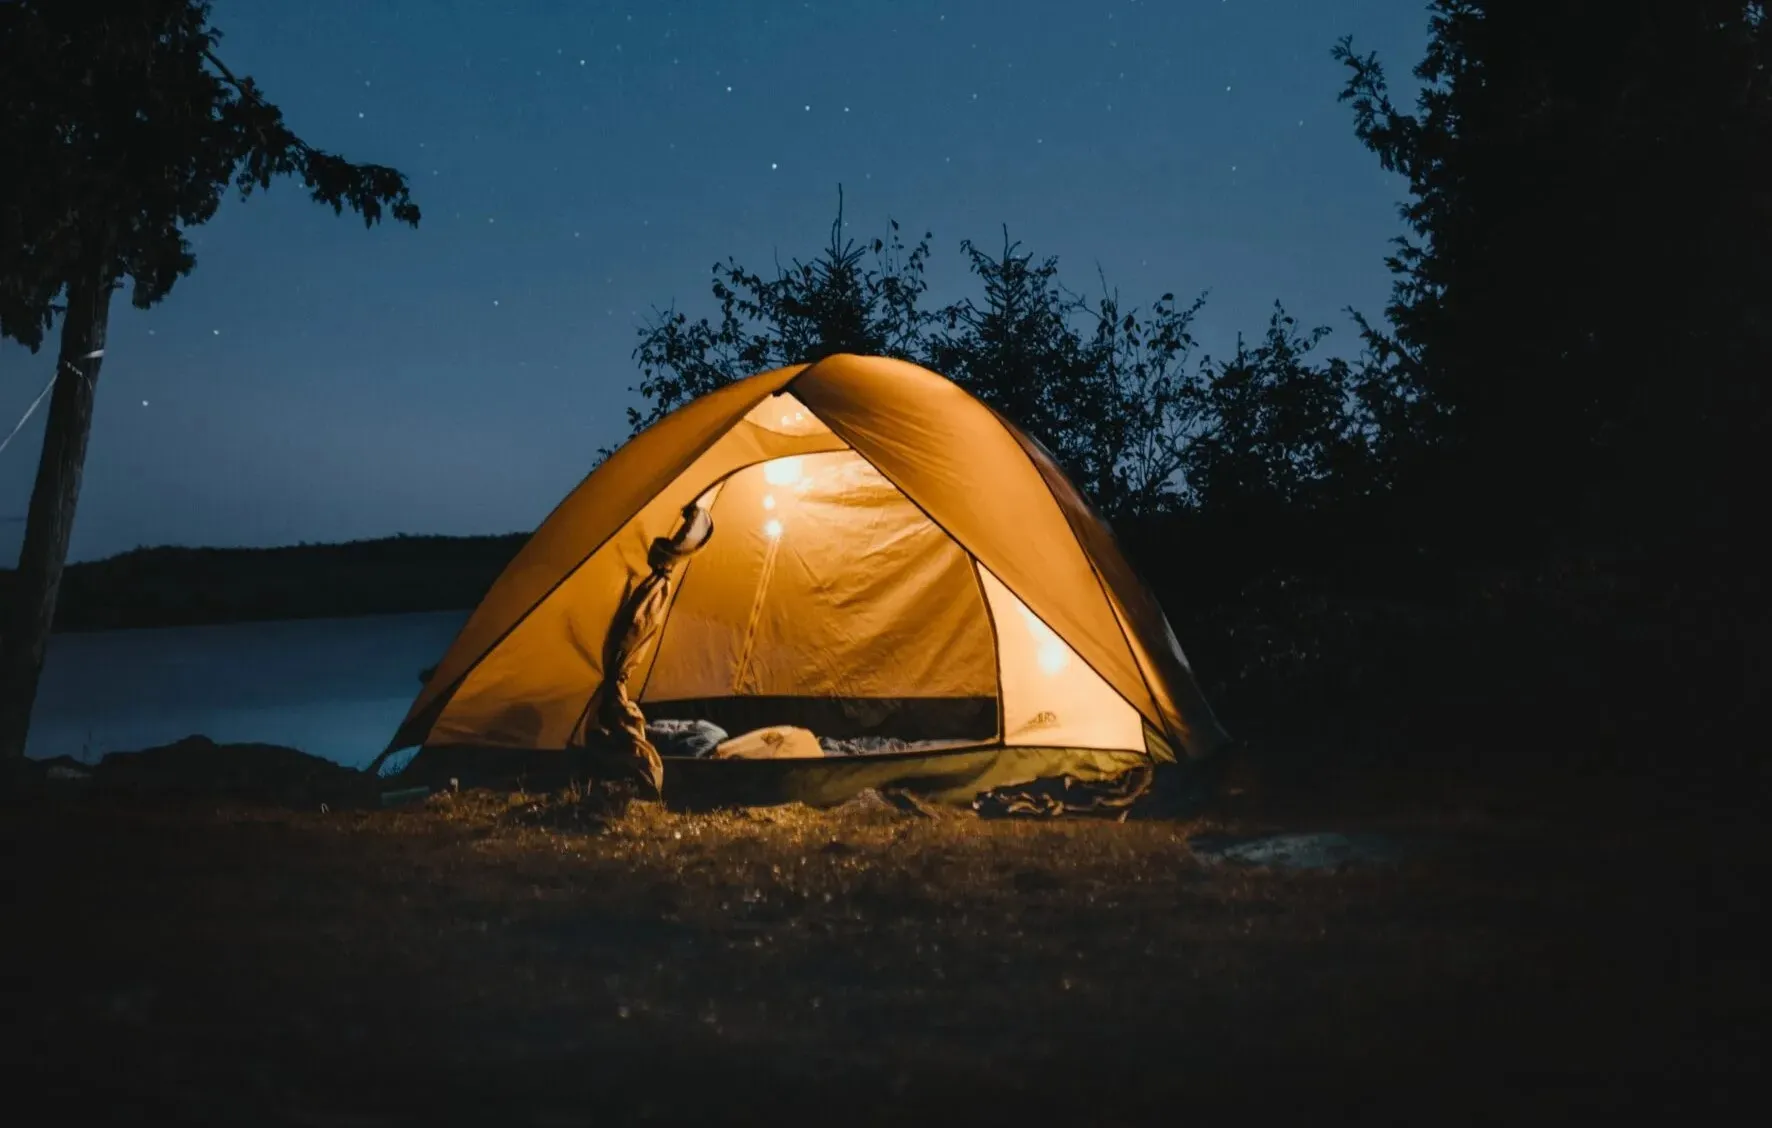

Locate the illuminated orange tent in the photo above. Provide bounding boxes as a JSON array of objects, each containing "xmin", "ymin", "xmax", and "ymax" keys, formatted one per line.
[{"xmin": 383, "ymin": 354, "xmax": 1227, "ymax": 805}]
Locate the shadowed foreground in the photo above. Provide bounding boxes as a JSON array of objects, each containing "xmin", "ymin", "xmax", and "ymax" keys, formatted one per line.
[{"xmin": 2, "ymin": 780, "xmax": 1764, "ymax": 1124}]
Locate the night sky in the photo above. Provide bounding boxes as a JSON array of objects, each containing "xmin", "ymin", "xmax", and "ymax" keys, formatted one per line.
[{"xmin": 2, "ymin": 0, "xmax": 1426, "ymax": 563}]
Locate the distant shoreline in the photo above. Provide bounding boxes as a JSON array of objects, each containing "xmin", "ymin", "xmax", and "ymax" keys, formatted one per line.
[
  {"xmin": 0, "ymin": 533, "xmax": 528, "ymax": 633},
  {"xmin": 3, "ymin": 511, "xmax": 1389, "ymax": 635}
]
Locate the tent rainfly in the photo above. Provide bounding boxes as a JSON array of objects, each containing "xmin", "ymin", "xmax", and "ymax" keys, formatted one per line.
[{"xmin": 380, "ymin": 354, "xmax": 1229, "ymax": 806}]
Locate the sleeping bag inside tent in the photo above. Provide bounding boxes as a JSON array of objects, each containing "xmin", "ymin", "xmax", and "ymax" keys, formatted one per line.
[{"xmin": 381, "ymin": 354, "xmax": 1229, "ymax": 806}]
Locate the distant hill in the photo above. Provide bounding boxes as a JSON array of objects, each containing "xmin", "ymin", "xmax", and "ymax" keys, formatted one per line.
[{"xmin": 0, "ymin": 533, "xmax": 530, "ymax": 633}]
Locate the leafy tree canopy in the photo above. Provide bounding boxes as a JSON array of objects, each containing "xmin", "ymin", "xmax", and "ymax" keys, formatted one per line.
[
  {"xmin": 0, "ymin": 0, "xmax": 419, "ymax": 351},
  {"xmin": 630, "ymin": 193, "xmax": 1394, "ymax": 523}
]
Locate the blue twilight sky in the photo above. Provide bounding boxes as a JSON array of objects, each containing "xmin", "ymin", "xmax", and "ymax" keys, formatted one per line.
[{"xmin": 1, "ymin": 0, "xmax": 1428, "ymax": 562}]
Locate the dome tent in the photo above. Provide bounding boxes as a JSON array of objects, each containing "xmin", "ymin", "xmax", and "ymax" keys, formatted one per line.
[{"xmin": 381, "ymin": 354, "xmax": 1228, "ymax": 806}]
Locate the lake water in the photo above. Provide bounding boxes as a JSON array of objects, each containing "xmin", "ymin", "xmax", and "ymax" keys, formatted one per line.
[{"xmin": 25, "ymin": 610, "xmax": 471, "ymax": 770}]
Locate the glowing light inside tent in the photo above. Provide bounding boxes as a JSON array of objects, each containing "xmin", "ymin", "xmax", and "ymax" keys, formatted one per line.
[
  {"xmin": 764, "ymin": 518, "xmax": 783, "ymax": 539},
  {"xmin": 761, "ymin": 494, "xmax": 776, "ymax": 510},
  {"xmin": 1017, "ymin": 604, "xmax": 1072, "ymax": 676},
  {"xmin": 1037, "ymin": 638, "xmax": 1070, "ymax": 676},
  {"xmin": 762, "ymin": 457, "xmax": 803, "ymax": 486}
]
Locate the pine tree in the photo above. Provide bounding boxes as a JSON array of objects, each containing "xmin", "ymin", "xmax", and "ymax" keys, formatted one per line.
[{"xmin": 1335, "ymin": 1, "xmax": 1770, "ymax": 565}]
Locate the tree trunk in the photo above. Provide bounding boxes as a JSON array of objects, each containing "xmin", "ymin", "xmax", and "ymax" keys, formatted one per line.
[{"xmin": 0, "ymin": 265, "xmax": 112, "ymax": 761}]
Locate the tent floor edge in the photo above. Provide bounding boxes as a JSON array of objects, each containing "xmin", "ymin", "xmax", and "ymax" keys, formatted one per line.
[{"xmin": 397, "ymin": 743, "xmax": 1151, "ymax": 811}]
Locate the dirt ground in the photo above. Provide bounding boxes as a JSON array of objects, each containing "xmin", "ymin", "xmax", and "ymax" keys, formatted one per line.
[{"xmin": 2, "ymin": 771, "xmax": 1765, "ymax": 1125}]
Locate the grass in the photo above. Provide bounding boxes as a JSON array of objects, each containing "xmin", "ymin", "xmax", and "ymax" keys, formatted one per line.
[
  {"xmin": 4, "ymin": 567, "xmax": 1760, "ymax": 1121},
  {"xmin": 3, "ymin": 770, "xmax": 1765, "ymax": 1124}
]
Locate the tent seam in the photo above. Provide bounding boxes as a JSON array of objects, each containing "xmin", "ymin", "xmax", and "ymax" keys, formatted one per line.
[
  {"xmin": 968, "ymin": 556, "xmax": 1008, "ymax": 744},
  {"xmin": 980, "ymin": 404, "xmax": 1172, "ymax": 743}
]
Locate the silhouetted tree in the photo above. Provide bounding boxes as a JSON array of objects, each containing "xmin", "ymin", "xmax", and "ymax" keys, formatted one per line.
[
  {"xmin": 925, "ymin": 235, "xmax": 1215, "ymax": 518},
  {"xmin": 631, "ymin": 195, "xmax": 1388, "ymax": 525},
  {"xmin": 1186, "ymin": 305, "xmax": 1376, "ymax": 519},
  {"xmin": 926, "ymin": 232, "xmax": 1091, "ymax": 467},
  {"xmin": 1069, "ymin": 285, "xmax": 1211, "ymax": 518},
  {"xmin": 1335, "ymin": 1, "xmax": 1770, "ymax": 566},
  {"xmin": 629, "ymin": 188, "xmax": 932, "ymax": 430},
  {"xmin": 0, "ymin": 0, "xmax": 420, "ymax": 761}
]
